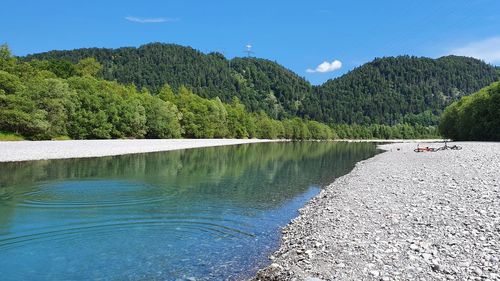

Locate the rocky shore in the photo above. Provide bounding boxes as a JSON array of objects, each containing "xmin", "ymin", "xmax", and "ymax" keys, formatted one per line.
[{"xmin": 253, "ymin": 142, "xmax": 500, "ymax": 280}]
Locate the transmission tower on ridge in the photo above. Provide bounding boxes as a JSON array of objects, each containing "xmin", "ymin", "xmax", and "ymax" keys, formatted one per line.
[{"xmin": 244, "ymin": 44, "xmax": 254, "ymax": 57}]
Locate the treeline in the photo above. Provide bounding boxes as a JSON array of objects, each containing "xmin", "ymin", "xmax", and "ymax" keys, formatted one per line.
[
  {"xmin": 333, "ymin": 123, "xmax": 439, "ymax": 139},
  {"xmin": 24, "ymin": 43, "xmax": 499, "ymax": 126},
  {"xmin": 0, "ymin": 46, "xmax": 336, "ymax": 140},
  {"xmin": 24, "ymin": 43, "xmax": 313, "ymax": 120},
  {"xmin": 1, "ymin": 44, "xmax": 444, "ymax": 140},
  {"xmin": 439, "ymin": 81, "xmax": 500, "ymax": 141}
]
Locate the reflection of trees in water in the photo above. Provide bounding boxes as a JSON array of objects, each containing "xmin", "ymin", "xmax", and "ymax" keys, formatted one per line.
[
  {"xmin": 0, "ymin": 142, "xmax": 378, "ymax": 221},
  {"xmin": 0, "ymin": 142, "xmax": 379, "ymax": 281}
]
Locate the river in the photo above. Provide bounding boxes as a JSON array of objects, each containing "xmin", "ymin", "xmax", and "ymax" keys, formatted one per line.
[{"xmin": 0, "ymin": 141, "xmax": 378, "ymax": 280}]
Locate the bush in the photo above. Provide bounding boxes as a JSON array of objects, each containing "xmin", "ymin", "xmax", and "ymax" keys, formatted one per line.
[
  {"xmin": 0, "ymin": 131, "xmax": 24, "ymax": 141},
  {"xmin": 439, "ymin": 82, "xmax": 500, "ymax": 141}
]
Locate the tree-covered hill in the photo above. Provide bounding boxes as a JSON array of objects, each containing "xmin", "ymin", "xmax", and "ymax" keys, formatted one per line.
[
  {"xmin": 24, "ymin": 43, "xmax": 499, "ymax": 126},
  {"xmin": 439, "ymin": 81, "xmax": 500, "ymax": 141},
  {"xmin": 23, "ymin": 43, "xmax": 312, "ymax": 119},
  {"xmin": 304, "ymin": 56, "xmax": 499, "ymax": 125},
  {"xmin": 25, "ymin": 43, "xmax": 237, "ymax": 96},
  {"xmin": 1, "ymin": 43, "xmax": 441, "ymax": 141},
  {"xmin": 1, "ymin": 45, "xmax": 336, "ymax": 141},
  {"xmin": 229, "ymin": 57, "xmax": 312, "ymax": 119}
]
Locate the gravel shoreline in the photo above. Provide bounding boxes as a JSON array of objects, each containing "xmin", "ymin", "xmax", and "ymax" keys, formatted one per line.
[
  {"xmin": 253, "ymin": 142, "xmax": 500, "ymax": 280},
  {"xmin": 0, "ymin": 139, "xmax": 441, "ymax": 163},
  {"xmin": 0, "ymin": 139, "xmax": 274, "ymax": 162}
]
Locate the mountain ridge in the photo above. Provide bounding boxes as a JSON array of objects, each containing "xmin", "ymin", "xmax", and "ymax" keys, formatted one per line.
[{"xmin": 23, "ymin": 43, "xmax": 500, "ymax": 126}]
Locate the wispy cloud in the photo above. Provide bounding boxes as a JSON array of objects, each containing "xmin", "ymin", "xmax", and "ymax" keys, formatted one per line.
[
  {"xmin": 125, "ymin": 16, "xmax": 177, "ymax": 24},
  {"xmin": 450, "ymin": 36, "xmax": 500, "ymax": 64},
  {"xmin": 306, "ymin": 60, "xmax": 342, "ymax": 73}
]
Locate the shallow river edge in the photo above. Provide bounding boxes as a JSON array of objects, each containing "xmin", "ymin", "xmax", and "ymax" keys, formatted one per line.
[
  {"xmin": 251, "ymin": 142, "xmax": 500, "ymax": 280},
  {"xmin": 0, "ymin": 139, "xmax": 445, "ymax": 163}
]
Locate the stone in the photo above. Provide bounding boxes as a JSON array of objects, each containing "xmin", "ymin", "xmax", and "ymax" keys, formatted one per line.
[
  {"xmin": 250, "ymin": 142, "xmax": 500, "ymax": 281},
  {"xmin": 431, "ymin": 264, "xmax": 443, "ymax": 272},
  {"xmin": 422, "ymin": 253, "xmax": 432, "ymax": 260},
  {"xmin": 270, "ymin": 263, "xmax": 281, "ymax": 269},
  {"xmin": 304, "ymin": 277, "xmax": 324, "ymax": 281}
]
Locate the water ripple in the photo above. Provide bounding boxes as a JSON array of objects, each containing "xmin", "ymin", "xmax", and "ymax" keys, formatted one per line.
[
  {"xmin": 0, "ymin": 142, "xmax": 379, "ymax": 281},
  {"xmin": 0, "ymin": 218, "xmax": 255, "ymax": 251},
  {"xmin": 17, "ymin": 180, "xmax": 172, "ymax": 208}
]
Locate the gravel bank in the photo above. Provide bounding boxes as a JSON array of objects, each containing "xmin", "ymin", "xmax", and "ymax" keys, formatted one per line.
[
  {"xmin": 342, "ymin": 139, "xmax": 447, "ymax": 143},
  {"xmin": 254, "ymin": 142, "xmax": 500, "ymax": 281},
  {"xmin": 0, "ymin": 139, "xmax": 274, "ymax": 162}
]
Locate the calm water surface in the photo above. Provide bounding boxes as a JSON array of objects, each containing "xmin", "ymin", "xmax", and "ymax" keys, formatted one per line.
[{"xmin": 0, "ymin": 142, "xmax": 378, "ymax": 280}]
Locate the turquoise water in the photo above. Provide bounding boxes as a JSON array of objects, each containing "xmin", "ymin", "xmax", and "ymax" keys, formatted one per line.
[{"xmin": 0, "ymin": 142, "xmax": 377, "ymax": 280}]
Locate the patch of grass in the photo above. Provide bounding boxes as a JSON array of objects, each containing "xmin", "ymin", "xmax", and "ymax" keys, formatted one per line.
[
  {"xmin": 0, "ymin": 132, "xmax": 25, "ymax": 141},
  {"xmin": 52, "ymin": 135, "xmax": 72, "ymax": 141}
]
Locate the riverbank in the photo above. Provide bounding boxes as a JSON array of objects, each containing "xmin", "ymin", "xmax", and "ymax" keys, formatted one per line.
[
  {"xmin": 253, "ymin": 142, "xmax": 500, "ymax": 280},
  {"xmin": 342, "ymin": 139, "xmax": 447, "ymax": 143},
  {"xmin": 0, "ymin": 139, "xmax": 442, "ymax": 162},
  {"xmin": 0, "ymin": 139, "xmax": 275, "ymax": 162}
]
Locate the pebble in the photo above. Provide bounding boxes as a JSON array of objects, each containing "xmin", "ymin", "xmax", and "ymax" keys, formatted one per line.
[
  {"xmin": 422, "ymin": 253, "xmax": 432, "ymax": 260},
  {"xmin": 304, "ymin": 277, "xmax": 323, "ymax": 281}
]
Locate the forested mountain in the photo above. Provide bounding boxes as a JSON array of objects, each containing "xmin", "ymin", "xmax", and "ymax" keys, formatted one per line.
[
  {"xmin": 1, "ymin": 46, "xmax": 335, "ymax": 141},
  {"xmin": 25, "ymin": 44, "xmax": 238, "ymax": 95},
  {"xmin": 306, "ymin": 56, "xmax": 499, "ymax": 125},
  {"xmin": 229, "ymin": 58, "xmax": 313, "ymax": 118},
  {"xmin": 24, "ymin": 43, "xmax": 499, "ymax": 126},
  {"xmin": 24, "ymin": 43, "xmax": 311, "ymax": 119}
]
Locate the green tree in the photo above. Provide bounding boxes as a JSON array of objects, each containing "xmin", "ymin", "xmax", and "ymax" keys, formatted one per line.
[
  {"xmin": 0, "ymin": 93, "xmax": 49, "ymax": 137},
  {"xmin": 440, "ymin": 82, "xmax": 500, "ymax": 140},
  {"xmin": 23, "ymin": 78, "xmax": 76, "ymax": 138},
  {"xmin": 0, "ymin": 70, "xmax": 23, "ymax": 94},
  {"xmin": 255, "ymin": 111, "xmax": 279, "ymax": 139},
  {"xmin": 75, "ymin": 58, "xmax": 102, "ymax": 77},
  {"xmin": 307, "ymin": 120, "xmax": 334, "ymax": 140},
  {"xmin": 141, "ymin": 94, "xmax": 182, "ymax": 138},
  {"xmin": 158, "ymin": 84, "xmax": 175, "ymax": 102},
  {"xmin": 225, "ymin": 97, "xmax": 250, "ymax": 138},
  {"xmin": 30, "ymin": 59, "xmax": 77, "ymax": 78},
  {"xmin": 0, "ymin": 44, "xmax": 12, "ymax": 60}
]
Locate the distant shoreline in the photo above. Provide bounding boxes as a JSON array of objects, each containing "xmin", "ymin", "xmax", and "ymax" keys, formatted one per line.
[
  {"xmin": 0, "ymin": 139, "xmax": 451, "ymax": 163},
  {"xmin": 339, "ymin": 139, "xmax": 447, "ymax": 143},
  {"xmin": 0, "ymin": 139, "xmax": 276, "ymax": 162}
]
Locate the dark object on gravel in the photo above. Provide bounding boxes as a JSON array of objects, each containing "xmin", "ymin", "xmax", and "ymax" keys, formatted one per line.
[{"xmin": 414, "ymin": 141, "xmax": 462, "ymax": 152}]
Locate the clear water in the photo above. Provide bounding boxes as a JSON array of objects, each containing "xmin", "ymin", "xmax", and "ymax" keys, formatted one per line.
[{"xmin": 0, "ymin": 142, "xmax": 378, "ymax": 281}]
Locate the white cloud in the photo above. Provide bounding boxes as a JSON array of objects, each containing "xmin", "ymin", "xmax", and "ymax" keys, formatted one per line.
[
  {"xmin": 306, "ymin": 60, "xmax": 342, "ymax": 73},
  {"xmin": 125, "ymin": 16, "xmax": 177, "ymax": 24},
  {"xmin": 450, "ymin": 37, "xmax": 500, "ymax": 64}
]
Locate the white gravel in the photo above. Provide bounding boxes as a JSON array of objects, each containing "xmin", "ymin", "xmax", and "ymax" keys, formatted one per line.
[
  {"xmin": 342, "ymin": 139, "xmax": 447, "ymax": 143},
  {"xmin": 0, "ymin": 139, "xmax": 274, "ymax": 162},
  {"xmin": 254, "ymin": 142, "xmax": 500, "ymax": 281}
]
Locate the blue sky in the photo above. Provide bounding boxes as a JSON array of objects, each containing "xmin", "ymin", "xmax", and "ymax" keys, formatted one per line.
[{"xmin": 1, "ymin": 0, "xmax": 499, "ymax": 84}]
